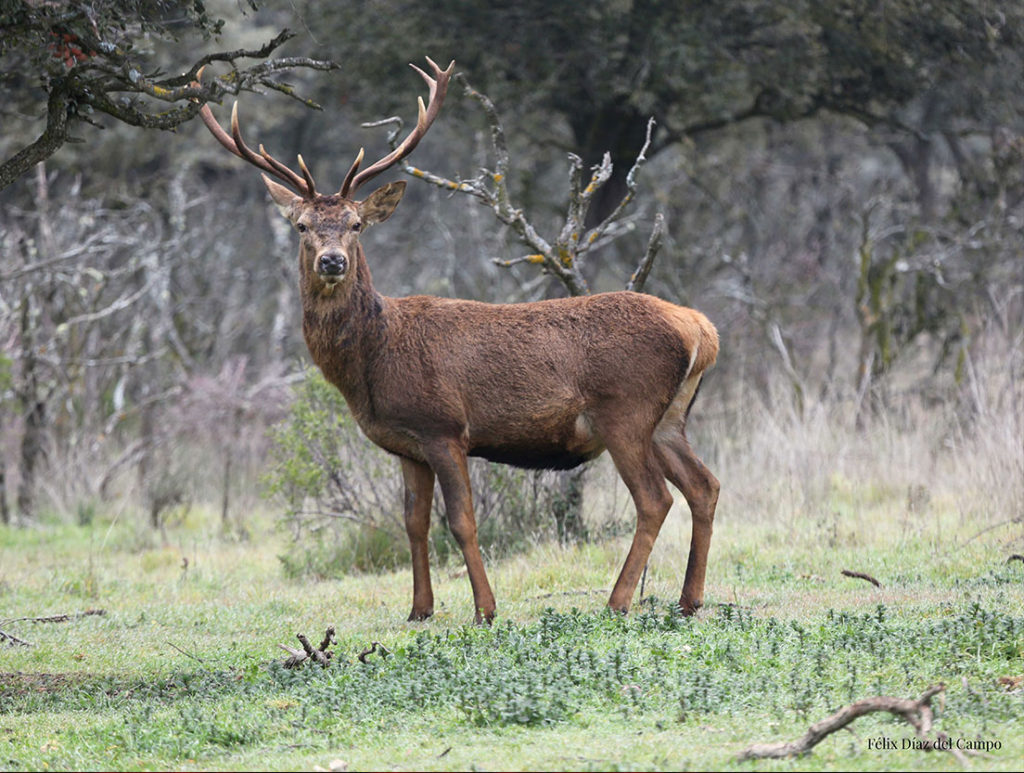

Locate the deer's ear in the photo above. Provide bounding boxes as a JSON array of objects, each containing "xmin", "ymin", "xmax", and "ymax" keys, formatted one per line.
[
  {"xmin": 262, "ymin": 175, "xmax": 302, "ymax": 219},
  {"xmin": 358, "ymin": 181, "xmax": 406, "ymax": 226}
]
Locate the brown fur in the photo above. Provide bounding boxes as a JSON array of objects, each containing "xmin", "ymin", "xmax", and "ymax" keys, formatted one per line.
[{"xmin": 259, "ymin": 179, "xmax": 721, "ymax": 623}]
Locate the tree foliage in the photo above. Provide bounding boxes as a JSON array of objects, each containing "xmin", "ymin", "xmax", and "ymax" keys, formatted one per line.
[
  {"xmin": 0, "ymin": 0, "xmax": 336, "ymax": 189},
  {"xmin": 304, "ymin": 0, "xmax": 1023, "ymax": 218}
]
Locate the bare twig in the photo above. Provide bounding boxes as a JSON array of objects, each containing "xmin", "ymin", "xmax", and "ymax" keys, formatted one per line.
[
  {"xmin": 626, "ymin": 213, "xmax": 665, "ymax": 293},
  {"xmin": 587, "ymin": 117, "xmax": 656, "ymax": 248},
  {"xmin": 0, "ymin": 629, "xmax": 33, "ymax": 647},
  {"xmin": 841, "ymin": 569, "xmax": 882, "ymax": 588},
  {"xmin": 280, "ymin": 626, "xmax": 336, "ymax": 668},
  {"xmin": 0, "ymin": 608, "xmax": 106, "ymax": 626},
  {"xmin": 358, "ymin": 641, "xmax": 391, "ymax": 663},
  {"xmin": 373, "ymin": 74, "xmax": 661, "ymax": 298},
  {"xmin": 167, "ymin": 641, "xmax": 205, "ymax": 664},
  {"xmin": 960, "ymin": 515, "xmax": 1024, "ymax": 546},
  {"xmin": 738, "ymin": 685, "xmax": 950, "ymax": 762}
]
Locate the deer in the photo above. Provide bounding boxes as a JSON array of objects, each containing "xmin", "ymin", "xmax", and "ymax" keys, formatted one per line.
[{"xmin": 197, "ymin": 57, "xmax": 720, "ymax": 624}]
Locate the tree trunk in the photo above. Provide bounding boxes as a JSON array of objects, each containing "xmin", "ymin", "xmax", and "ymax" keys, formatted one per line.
[
  {"xmin": 552, "ymin": 465, "xmax": 587, "ymax": 545},
  {"xmin": 1, "ymin": 461, "xmax": 10, "ymax": 525},
  {"xmin": 138, "ymin": 402, "xmax": 159, "ymax": 530},
  {"xmin": 15, "ymin": 295, "xmax": 48, "ymax": 521},
  {"xmin": 17, "ymin": 394, "xmax": 46, "ymax": 520}
]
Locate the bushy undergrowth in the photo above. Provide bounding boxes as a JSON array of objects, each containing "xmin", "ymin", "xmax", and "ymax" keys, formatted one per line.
[
  {"xmin": 7, "ymin": 600, "xmax": 1021, "ymax": 769},
  {"xmin": 256, "ymin": 601, "xmax": 1023, "ymax": 729},
  {"xmin": 264, "ymin": 369, "xmax": 574, "ymax": 577}
]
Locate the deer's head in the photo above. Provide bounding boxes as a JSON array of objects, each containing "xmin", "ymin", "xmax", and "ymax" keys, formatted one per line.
[
  {"xmin": 197, "ymin": 58, "xmax": 453, "ymax": 291},
  {"xmin": 263, "ymin": 179, "xmax": 406, "ymax": 289}
]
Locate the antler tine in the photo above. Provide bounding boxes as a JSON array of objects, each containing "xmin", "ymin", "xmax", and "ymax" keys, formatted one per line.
[
  {"xmin": 341, "ymin": 57, "xmax": 454, "ymax": 198},
  {"xmin": 410, "ymin": 55, "xmax": 444, "ymax": 99},
  {"xmin": 228, "ymin": 104, "xmax": 311, "ymax": 196},
  {"xmin": 198, "ymin": 102, "xmax": 251, "ymax": 163},
  {"xmin": 194, "ymin": 69, "xmax": 314, "ymax": 198},
  {"xmin": 340, "ymin": 147, "xmax": 365, "ymax": 198},
  {"xmin": 255, "ymin": 141, "xmax": 317, "ymax": 197},
  {"xmin": 297, "ymin": 155, "xmax": 317, "ymax": 196}
]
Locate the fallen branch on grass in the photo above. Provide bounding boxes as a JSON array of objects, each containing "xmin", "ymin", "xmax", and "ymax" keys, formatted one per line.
[
  {"xmin": 0, "ymin": 628, "xmax": 32, "ymax": 647},
  {"xmin": 841, "ymin": 569, "xmax": 882, "ymax": 587},
  {"xmin": 278, "ymin": 630, "xmax": 396, "ymax": 669},
  {"xmin": 279, "ymin": 627, "xmax": 336, "ymax": 668},
  {"xmin": 167, "ymin": 641, "xmax": 205, "ymax": 664},
  {"xmin": 0, "ymin": 608, "xmax": 108, "ymax": 648},
  {"xmin": 0, "ymin": 608, "xmax": 106, "ymax": 625},
  {"xmin": 358, "ymin": 641, "xmax": 391, "ymax": 663},
  {"xmin": 737, "ymin": 685, "xmax": 968, "ymax": 765},
  {"xmin": 961, "ymin": 514, "xmax": 1023, "ymax": 546}
]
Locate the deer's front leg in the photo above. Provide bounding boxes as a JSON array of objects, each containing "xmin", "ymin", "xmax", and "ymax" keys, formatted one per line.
[
  {"xmin": 423, "ymin": 438, "xmax": 496, "ymax": 624},
  {"xmin": 401, "ymin": 457, "xmax": 436, "ymax": 621}
]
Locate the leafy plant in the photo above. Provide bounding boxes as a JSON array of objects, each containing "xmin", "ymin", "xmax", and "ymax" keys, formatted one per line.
[{"xmin": 263, "ymin": 369, "xmax": 573, "ymax": 579}]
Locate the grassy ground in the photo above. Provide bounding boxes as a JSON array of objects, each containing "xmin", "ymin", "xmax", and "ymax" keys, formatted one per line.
[{"xmin": 2, "ymin": 471, "xmax": 1022, "ymax": 773}]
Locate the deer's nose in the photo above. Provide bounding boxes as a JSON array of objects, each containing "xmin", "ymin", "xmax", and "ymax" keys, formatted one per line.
[{"xmin": 317, "ymin": 251, "xmax": 347, "ymax": 277}]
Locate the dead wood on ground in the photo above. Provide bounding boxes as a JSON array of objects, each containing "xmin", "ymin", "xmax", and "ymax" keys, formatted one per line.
[
  {"xmin": 0, "ymin": 629, "xmax": 32, "ymax": 647},
  {"xmin": 737, "ymin": 685, "xmax": 970, "ymax": 765},
  {"xmin": 841, "ymin": 569, "xmax": 882, "ymax": 587},
  {"xmin": 278, "ymin": 629, "xmax": 396, "ymax": 669},
  {"xmin": 0, "ymin": 608, "xmax": 108, "ymax": 647},
  {"xmin": 358, "ymin": 641, "xmax": 390, "ymax": 663},
  {"xmin": 280, "ymin": 627, "xmax": 336, "ymax": 668}
]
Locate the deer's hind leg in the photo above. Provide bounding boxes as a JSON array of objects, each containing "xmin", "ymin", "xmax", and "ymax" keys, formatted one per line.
[
  {"xmin": 601, "ymin": 424, "xmax": 675, "ymax": 614},
  {"xmin": 653, "ymin": 432, "xmax": 719, "ymax": 616}
]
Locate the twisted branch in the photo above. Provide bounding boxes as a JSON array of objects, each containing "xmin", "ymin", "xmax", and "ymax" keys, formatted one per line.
[
  {"xmin": 737, "ymin": 685, "xmax": 966, "ymax": 764},
  {"xmin": 1, "ymin": 29, "xmax": 338, "ymax": 190},
  {"xmin": 376, "ymin": 73, "xmax": 662, "ymax": 298}
]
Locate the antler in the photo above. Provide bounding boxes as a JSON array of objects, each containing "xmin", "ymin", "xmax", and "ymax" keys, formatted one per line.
[
  {"xmin": 340, "ymin": 56, "xmax": 454, "ymax": 198},
  {"xmin": 195, "ymin": 70, "xmax": 316, "ymax": 198}
]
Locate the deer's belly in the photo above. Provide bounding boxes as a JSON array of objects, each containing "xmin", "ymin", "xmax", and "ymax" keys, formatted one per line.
[
  {"xmin": 467, "ymin": 412, "xmax": 605, "ymax": 470},
  {"xmin": 468, "ymin": 443, "xmax": 604, "ymax": 470}
]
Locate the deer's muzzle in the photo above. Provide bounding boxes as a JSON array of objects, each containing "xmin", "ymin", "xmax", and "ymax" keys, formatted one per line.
[{"xmin": 316, "ymin": 251, "xmax": 348, "ymax": 280}]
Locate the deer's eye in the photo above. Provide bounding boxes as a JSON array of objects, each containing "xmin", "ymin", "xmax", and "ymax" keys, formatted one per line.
[
  {"xmin": 296, "ymin": 223, "xmax": 308, "ymax": 233},
  {"xmin": 351, "ymin": 222, "xmax": 362, "ymax": 233}
]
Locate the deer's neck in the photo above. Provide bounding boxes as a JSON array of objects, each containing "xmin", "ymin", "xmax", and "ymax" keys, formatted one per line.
[{"xmin": 298, "ymin": 248, "xmax": 385, "ymax": 411}]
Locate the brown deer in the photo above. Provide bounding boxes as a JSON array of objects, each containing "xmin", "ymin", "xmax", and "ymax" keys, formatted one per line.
[{"xmin": 198, "ymin": 58, "xmax": 720, "ymax": 624}]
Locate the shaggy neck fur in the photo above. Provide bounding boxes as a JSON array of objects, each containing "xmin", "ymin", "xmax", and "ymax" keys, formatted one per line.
[{"xmin": 297, "ymin": 241, "xmax": 385, "ymax": 415}]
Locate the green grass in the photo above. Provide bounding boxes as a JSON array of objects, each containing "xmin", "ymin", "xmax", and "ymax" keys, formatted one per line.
[{"xmin": 2, "ymin": 494, "xmax": 1022, "ymax": 771}]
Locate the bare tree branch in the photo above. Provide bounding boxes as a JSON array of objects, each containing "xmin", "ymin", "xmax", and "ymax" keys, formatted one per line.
[
  {"xmin": 1, "ymin": 27, "xmax": 338, "ymax": 190},
  {"xmin": 626, "ymin": 213, "xmax": 665, "ymax": 293},
  {"xmin": 738, "ymin": 685, "xmax": 962, "ymax": 763},
  {"xmin": 380, "ymin": 74, "xmax": 661, "ymax": 298}
]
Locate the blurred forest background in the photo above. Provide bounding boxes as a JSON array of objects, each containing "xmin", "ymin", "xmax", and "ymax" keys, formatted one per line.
[{"xmin": 1, "ymin": 1, "xmax": 1021, "ymax": 566}]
